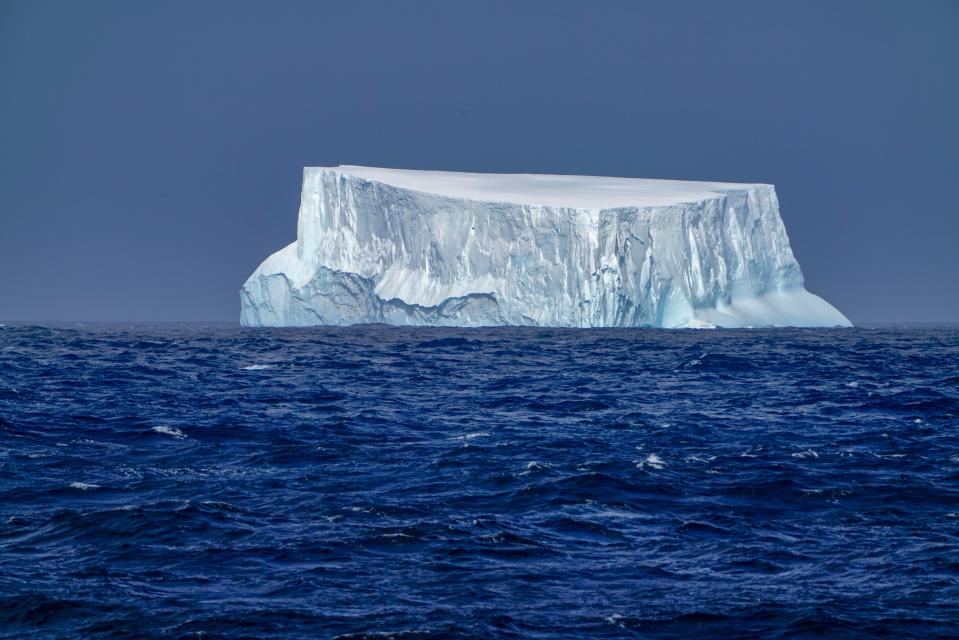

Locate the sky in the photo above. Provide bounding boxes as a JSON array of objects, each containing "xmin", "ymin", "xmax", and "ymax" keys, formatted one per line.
[{"xmin": 1, "ymin": 0, "xmax": 957, "ymax": 323}]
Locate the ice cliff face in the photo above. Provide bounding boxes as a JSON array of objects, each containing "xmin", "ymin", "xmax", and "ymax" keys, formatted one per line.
[{"xmin": 240, "ymin": 166, "xmax": 850, "ymax": 328}]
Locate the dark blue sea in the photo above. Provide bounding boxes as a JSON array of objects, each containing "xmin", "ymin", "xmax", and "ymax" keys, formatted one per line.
[{"xmin": 1, "ymin": 324, "xmax": 958, "ymax": 639}]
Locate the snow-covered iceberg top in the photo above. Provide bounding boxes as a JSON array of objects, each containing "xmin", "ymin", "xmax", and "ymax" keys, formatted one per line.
[{"xmin": 241, "ymin": 165, "xmax": 850, "ymax": 328}]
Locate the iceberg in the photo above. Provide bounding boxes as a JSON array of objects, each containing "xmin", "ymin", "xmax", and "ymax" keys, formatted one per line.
[{"xmin": 240, "ymin": 166, "xmax": 850, "ymax": 328}]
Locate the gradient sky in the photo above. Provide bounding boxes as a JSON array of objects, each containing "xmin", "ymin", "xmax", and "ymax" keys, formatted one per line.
[{"xmin": 2, "ymin": 0, "xmax": 957, "ymax": 323}]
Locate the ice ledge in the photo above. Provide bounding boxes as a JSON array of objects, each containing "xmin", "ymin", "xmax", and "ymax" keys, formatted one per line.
[{"xmin": 316, "ymin": 165, "xmax": 771, "ymax": 209}]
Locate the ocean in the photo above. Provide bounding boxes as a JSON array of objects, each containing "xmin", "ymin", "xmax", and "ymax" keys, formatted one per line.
[{"xmin": 0, "ymin": 324, "xmax": 957, "ymax": 639}]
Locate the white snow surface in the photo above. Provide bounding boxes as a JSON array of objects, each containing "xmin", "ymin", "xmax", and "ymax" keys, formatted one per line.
[
  {"xmin": 241, "ymin": 166, "xmax": 850, "ymax": 328},
  {"xmin": 328, "ymin": 165, "xmax": 760, "ymax": 208}
]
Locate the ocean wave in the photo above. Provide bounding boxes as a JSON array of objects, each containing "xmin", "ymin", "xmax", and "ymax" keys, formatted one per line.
[
  {"xmin": 68, "ymin": 482, "xmax": 100, "ymax": 491},
  {"xmin": 151, "ymin": 425, "xmax": 186, "ymax": 439},
  {"xmin": 0, "ymin": 324, "xmax": 956, "ymax": 638}
]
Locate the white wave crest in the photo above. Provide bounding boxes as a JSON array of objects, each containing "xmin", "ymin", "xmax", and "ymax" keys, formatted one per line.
[
  {"xmin": 69, "ymin": 482, "xmax": 100, "ymax": 491},
  {"xmin": 638, "ymin": 453, "xmax": 666, "ymax": 470},
  {"xmin": 519, "ymin": 460, "xmax": 549, "ymax": 476},
  {"xmin": 152, "ymin": 425, "xmax": 186, "ymax": 439},
  {"xmin": 449, "ymin": 432, "xmax": 489, "ymax": 441}
]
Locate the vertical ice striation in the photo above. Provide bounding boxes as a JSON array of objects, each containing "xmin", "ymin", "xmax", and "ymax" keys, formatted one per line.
[{"xmin": 240, "ymin": 166, "xmax": 850, "ymax": 328}]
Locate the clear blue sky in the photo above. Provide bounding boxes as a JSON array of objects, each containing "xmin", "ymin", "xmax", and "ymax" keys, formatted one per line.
[{"xmin": 1, "ymin": 0, "xmax": 957, "ymax": 323}]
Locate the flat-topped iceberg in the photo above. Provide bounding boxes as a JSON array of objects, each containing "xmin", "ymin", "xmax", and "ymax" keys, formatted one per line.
[{"xmin": 240, "ymin": 166, "xmax": 850, "ymax": 328}]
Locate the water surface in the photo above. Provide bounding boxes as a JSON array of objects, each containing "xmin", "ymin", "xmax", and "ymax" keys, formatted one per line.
[{"xmin": 1, "ymin": 324, "xmax": 957, "ymax": 638}]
